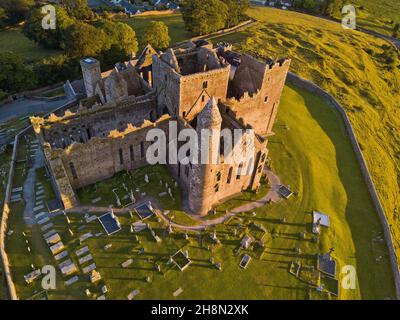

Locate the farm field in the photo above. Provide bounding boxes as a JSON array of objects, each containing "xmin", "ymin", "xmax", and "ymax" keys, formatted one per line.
[
  {"xmin": 5, "ymin": 84, "xmax": 395, "ymax": 299},
  {"xmin": 216, "ymin": 5, "xmax": 400, "ymax": 266}
]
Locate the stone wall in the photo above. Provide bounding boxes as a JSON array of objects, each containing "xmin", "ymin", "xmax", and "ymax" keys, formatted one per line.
[
  {"xmin": 41, "ymin": 93, "xmax": 157, "ymax": 149},
  {"xmin": 59, "ymin": 116, "xmax": 171, "ymax": 189},
  {"xmin": 226, "ymin": 57, "xmax": 290, "ymax": 135},
  {"xmin": 287, "ymin": 72, "xmax": 400, "ymax": 299},
  {"xmin": 179, "ymin": 66, "xmax": 231, "ymax": 120},
  {"xmin": 0, "ymin": 98, "xmax": 77, "ymax": 300}
]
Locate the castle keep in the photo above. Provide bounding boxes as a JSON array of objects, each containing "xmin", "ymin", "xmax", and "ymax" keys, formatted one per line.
[{"xmin": 31, "ymin": 40, "xmax": 290, "ymax": 215}]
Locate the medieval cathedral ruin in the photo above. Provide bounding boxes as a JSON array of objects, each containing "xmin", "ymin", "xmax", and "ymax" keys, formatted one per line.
[{"xmin": 31, "ymin": 40, "xmax": 290, "ymax": 216}]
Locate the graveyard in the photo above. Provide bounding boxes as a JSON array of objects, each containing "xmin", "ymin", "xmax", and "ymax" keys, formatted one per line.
[{"xmin": 1, "ymin": 84, "xmax": 397, "ymax": 300}]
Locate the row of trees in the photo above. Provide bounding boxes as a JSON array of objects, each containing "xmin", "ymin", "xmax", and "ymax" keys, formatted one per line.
[
  {"xmin": 0, "ymin": 0, "xmax": 34, "ymax": 27},
  {"xmin": 0, "ymin": 1, "xmax": 173, "ymax": 99},
  {"xmin": 181, "ymin": 0, "xmax": 249, "ymax": 35},
  {"xmin": 292, "ymin": 0, "xmax": 328, "ymax": 14}
]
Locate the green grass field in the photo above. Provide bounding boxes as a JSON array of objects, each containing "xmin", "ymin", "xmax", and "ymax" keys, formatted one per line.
[
  {"xmin": 5, "ymin": 84, "xmax": 395, "ymax": 299},
  {"xmin": 328, "ymin": 0, "xmax": 400, "ymax": 37},
  {"xmin": 115, "ymin": 14, "xmax": 193, "ymax": 49},
  {"xmin": 0, "ymin": 14, "xmax": 189, "ymax": 61},
  {"xmin": 216, "ymin": 5, "xmax": 400, "ymax": 269},
  {"xmin": 0, "ymin": 28, "xmax": 61, "ymax": 62}
]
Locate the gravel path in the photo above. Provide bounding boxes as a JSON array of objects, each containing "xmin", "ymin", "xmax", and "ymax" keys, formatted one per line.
[{"xmin": 23, "ymin": 141, "xmax": 45, "ymax": 225}]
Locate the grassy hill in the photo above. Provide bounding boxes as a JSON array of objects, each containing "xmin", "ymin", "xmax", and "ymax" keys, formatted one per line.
[
  {"xmin": 327, "ymin": 0, "xmax": 400, "ymax": 37},
  {"xmin": 7, "ymin": 85, "xmax": 395, "ymax": 300},
  {"xmin": 217, "ymin": 6, "xmax": 400, "ymax": 264},
  {"xmin": 0, "ymin": 28, "xmax": 61, "ymax": 62}
]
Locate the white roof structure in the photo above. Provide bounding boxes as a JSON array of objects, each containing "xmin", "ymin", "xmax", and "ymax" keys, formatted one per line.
[{"xmin": 313, "ymin": 211, "xmax": 330, "ymax": 227}]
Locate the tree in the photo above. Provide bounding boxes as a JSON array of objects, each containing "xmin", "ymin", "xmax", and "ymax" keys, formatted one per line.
[
  {"xmin": 303, "ymin": 0, "xmax": 317, "ymax": 11},
  {"xmin": 64, "ymin": 22, "xmax": 106, "ymax": 58},
  {"xmin": 97, "ymin": 20, "xmax": 138, "ymax": 56},
  {"xmin": 23, "ymin": 6, "xmax": 76, "ymax": 49},
  {"xmin": 0, "ymin": 0, "xmax": 34, "ymax": 24},
  {"xmin": 0, "ymin": 52, "xmax": 36, "ymax": 94},
  {"xmin": 181, "ymin": 0, "xmax": 228, "ymax": 35},
  {"xmin": 0, "ymin": 8, "xmax": 8, "ymax": 29},
  {"xmin": 95, "ymin": 20, "xmax": 138, "ymax": 66},
  {"xmin": 63, "ymin": 0, "xmax": 94, "ymax": 20},
  {"xmin": 221, "ymin": 0, "xmax": 249, "ymax": 27},
  {"xmin": 142, "ymin": 21, "xmax": 171, "ymax": 50},
  {"xmin": 393, "ymin": 23, "xmax": 400, "ymax": 39},
  {"xmin": 34, "ymin": 55, "xmax": 80, "ymax": 86}
]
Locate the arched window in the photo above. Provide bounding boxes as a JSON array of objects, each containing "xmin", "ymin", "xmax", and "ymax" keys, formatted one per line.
[
  {"xmin": 69, "ymin": 162, "xmax": 78, "ymax": 180},
  {"xmin": 236, "ymin": 163, "xmax": 243, "ymax": 180},
  {"xmin": 119, "ymin": 148, "xmax": 124, "ymax": 165},
  {"xmin": 130, "ymin": 145, "xmax": 134, "ymax": 161},
  {"xmin": 227, "ymin": 167, "xmax": 233, "ymax": 184}
]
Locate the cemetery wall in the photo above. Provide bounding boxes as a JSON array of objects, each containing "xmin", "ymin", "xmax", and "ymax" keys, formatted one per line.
[{"xmin": 0, "ymin": 98, "xmax": 77, "ymax": 300}]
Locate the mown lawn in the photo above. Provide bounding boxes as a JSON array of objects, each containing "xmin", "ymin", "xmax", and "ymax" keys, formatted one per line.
[
  {"xmin": 0, "ymin": 28, "xmax": 61, "ymax": 62},
  {"xmin": 216, "ymin": 5, "xmax": 400, "ymax": 270},
  {"xmin": 6, "ymin": 84, "xmax": 395, "ymax": 299}
]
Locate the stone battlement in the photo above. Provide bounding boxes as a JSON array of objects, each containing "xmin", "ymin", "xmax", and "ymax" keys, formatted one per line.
[{"xmin": 33, "ymin": 40, "xmax": 290, "ymax": 215}]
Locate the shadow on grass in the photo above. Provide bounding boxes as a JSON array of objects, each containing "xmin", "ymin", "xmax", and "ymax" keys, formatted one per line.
[{"xmin": 290, "ymin": 82, "xmax": 396, "ymax": 298}]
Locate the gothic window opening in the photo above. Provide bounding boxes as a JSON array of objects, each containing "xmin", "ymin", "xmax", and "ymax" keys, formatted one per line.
[
  {"xmin": 130, "ymin": 145, "xmax": 134, "ymax": 161},
  {"xmin": 227, "ymin": 167, "xmax": 233, "ymax": 184},
  {"xmin": 119, "ymin": 148, "xmax": 124, "ymax": 165},
  {"xmin": 140, "ymin": 142, "xmax": 145, "ymax": 158},
  {"xmin": 69, "ymin": 162, "xmax": 78, "ymax": 180},
  {"xmin": 236, "ymin": 163, "xmax": 243, "ymax": 180}
]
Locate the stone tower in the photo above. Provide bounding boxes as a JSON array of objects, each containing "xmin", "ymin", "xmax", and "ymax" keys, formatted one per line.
[
  {"xmin": 189, "ymin": 97, "xmax": 222, "ymax": 215},
  {"xmin": 80, "ymin": 57, "xmax": 101, "ymax": 98}
]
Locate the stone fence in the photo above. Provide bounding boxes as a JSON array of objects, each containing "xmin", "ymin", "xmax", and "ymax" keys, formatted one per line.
[
  {"xmin": 0, "ymin": 97, "xmax": 77, "ymax": 300},
  {"xmin": 287, "ymin": 72, "xmax": 400, "ymax": 299}
]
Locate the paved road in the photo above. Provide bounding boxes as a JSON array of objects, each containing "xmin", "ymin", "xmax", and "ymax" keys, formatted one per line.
[{"xmin": 0, "ymin": 97, "xmax": 70, "ymax": 123}]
